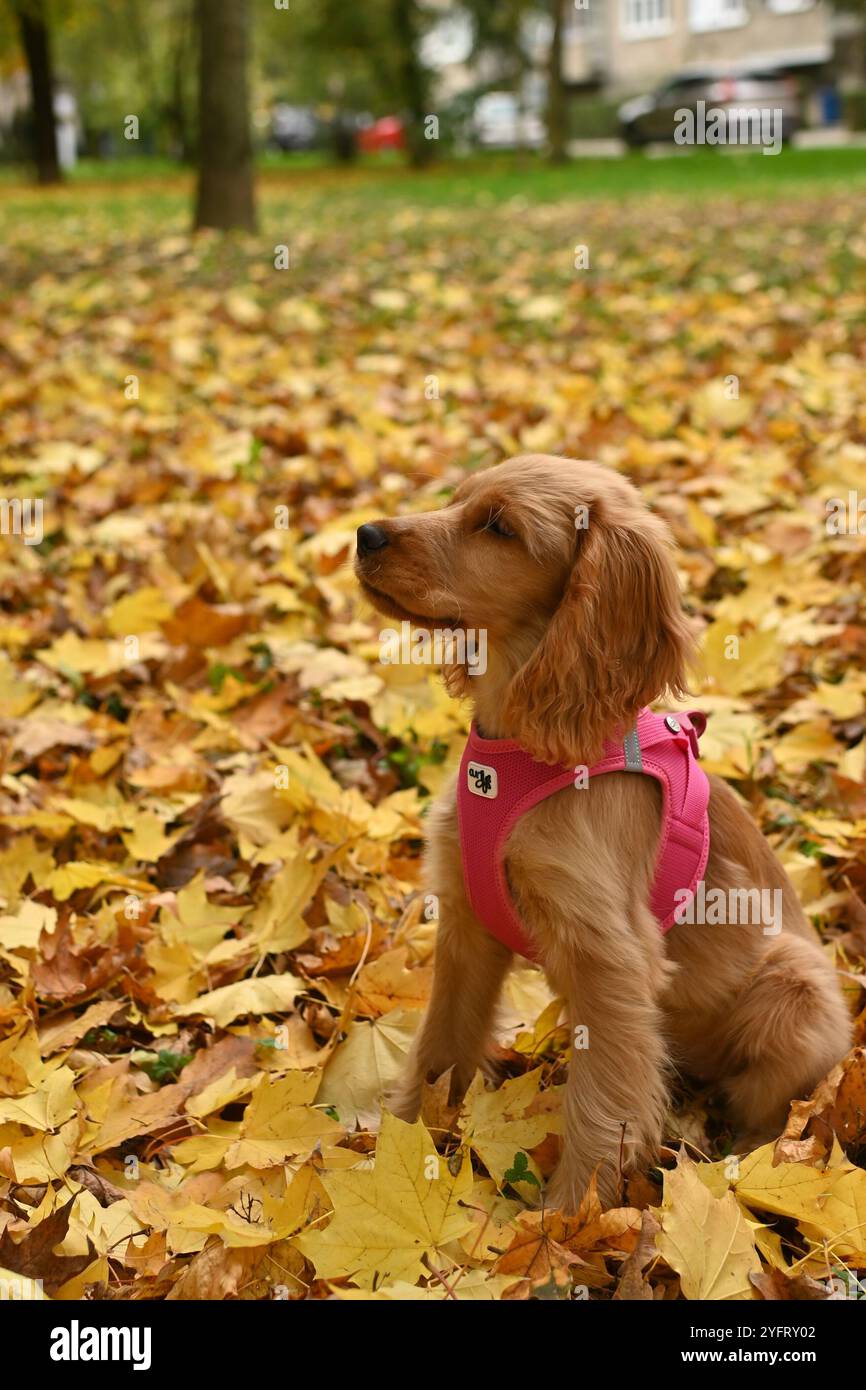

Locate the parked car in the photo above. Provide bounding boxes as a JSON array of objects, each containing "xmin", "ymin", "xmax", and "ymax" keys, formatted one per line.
[
  {"xmin": 618, "ymin": 68, "xmax": 801, "ymax": 149},
  {"xmin": 472, "ymin": 92, "xmax": 545, "ymax": 150},
  {"xmin": 270, "ymin": 104, "xmax": 319, "ymax": 152},
  {"xmin": 356, "ymin": 115, "xmax": 405, "ymax": 153}
]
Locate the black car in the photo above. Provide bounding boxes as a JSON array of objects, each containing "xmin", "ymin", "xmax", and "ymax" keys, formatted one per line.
[{"xmin": 618, "ymin": 67, "xmax": 801, "ymax": 149}]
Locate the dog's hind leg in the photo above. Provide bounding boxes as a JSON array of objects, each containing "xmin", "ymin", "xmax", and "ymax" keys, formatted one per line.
[{"xmin": 716, "ymin": 934, "xmax": 852, "ymax": 1140}]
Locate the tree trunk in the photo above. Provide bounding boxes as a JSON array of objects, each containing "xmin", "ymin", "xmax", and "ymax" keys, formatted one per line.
[
  {"xmin": 194, "ymin": 0, "xmax": 256, "ymax": 231},
  {"xmin": 546, "ymin": 0, "xmax": 569, "ymax": 164},
  {"xmin": 166, "ymin": 0, "xmax": 196, "ymax": 163},
  {"xmin": 332, "ymin": 113, "xmax": 358, "ymax": 164},
  {"xmin": 14, "ymin": 0, "xmax": 61, "ymax": 184},
  {"xmin": 390, "ymin": 0, "xmax": 433, "ymax": 168}
]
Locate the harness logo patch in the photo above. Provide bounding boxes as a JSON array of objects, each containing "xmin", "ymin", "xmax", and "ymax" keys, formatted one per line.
[{"xmin": 467, "ymin": 761, "xmax": 497, "ymax": 799}]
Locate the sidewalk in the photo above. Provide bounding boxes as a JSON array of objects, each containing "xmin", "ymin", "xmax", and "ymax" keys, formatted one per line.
[{"xmin": 567, "ymin": 129, "xmax": 866, "ymax": 159}]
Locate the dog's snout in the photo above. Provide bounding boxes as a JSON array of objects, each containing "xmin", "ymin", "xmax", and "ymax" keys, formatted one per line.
[{"xmin": 357, "ymin": 522, "xmax": 390, "ymax": 557}]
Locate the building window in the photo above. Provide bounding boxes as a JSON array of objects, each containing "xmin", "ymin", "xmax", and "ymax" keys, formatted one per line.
[
  {"xmin": 767, "ymin": 0, "xmax": 814, "ymax": 12},
  {"xmin": 689, "ymin": 0, "xmax": 749, "ymax": 32},
  {"xmin": 566, "ymin": 2, "xmax": 602, "ymax": 39},
  {"xmin": 620, "ymin": 0, "xmax": 674, "ymax": 41}
]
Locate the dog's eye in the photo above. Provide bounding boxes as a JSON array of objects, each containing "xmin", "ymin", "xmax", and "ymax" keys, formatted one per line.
[{"xmin": 484, "ymin": 513, "xmax": 515, "ymax": 539}]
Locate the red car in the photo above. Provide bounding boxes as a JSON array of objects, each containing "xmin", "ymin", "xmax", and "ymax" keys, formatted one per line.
[{"xmin": 357, "ymin": 115, "xmax": 405, "ymax": 153}]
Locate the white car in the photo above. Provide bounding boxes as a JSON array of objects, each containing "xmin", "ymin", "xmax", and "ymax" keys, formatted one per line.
[{"xmin": 472, "ymin": 92, "xmax": 545, "ymax": 150}]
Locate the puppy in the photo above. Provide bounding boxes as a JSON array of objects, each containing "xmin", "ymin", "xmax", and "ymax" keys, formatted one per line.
[{"xmin": 355, "ymin": 454, "xmax": 851, "ymax": 1208}]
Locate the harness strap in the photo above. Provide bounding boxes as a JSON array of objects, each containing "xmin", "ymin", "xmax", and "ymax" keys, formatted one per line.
[{"xmin": 457, "ymin": 709, "xmax": 710, "ymax": 960}]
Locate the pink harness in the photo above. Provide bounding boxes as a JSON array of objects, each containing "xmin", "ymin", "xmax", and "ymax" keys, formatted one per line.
[{"xmin": 457, "ymin": 709, "xmax": 710, "ymax": 960}]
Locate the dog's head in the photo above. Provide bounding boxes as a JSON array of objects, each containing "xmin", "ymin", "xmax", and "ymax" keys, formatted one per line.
[{"xmin": 355, "ymin": 454, "xmax": 694, "ymax": 763}]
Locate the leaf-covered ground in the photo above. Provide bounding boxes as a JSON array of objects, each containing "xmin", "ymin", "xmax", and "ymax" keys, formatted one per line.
[{"xmin": 1, "ymin": 171, "xmax": 865, "ymax": 1300}]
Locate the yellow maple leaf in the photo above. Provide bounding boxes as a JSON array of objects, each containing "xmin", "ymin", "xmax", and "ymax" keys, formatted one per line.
[
  {"xmin": 162, "ymin": 872, "xmax": 239, "ymax": 956},
  {"xmin": 0, "ymin": 1120, "xmax": 77, "ymax": 1181},
  {"xmin": 773, "ymin": 719, "xmax": 840, "ymax": 773},
  {"xmin": 245, "ymin": 845, "xmax": 325, "ymax": 954},
  {"xmin": 0, "ymin": 836, "xmax": 55, "ymax": 911},
  {"xmin": 0, "ymin": 1025, "xmax": 47, "ymax": 1096},
  {"xmin": 105, "ymin": 586, "xmax": 172, "ymax": 637},
  {"xmin": 45, "ymin": 862, "xmax": 151, "ymax": 902},
  {"xmin": 354, "ymin": 946, "xmax": 432, "ymax": 1017},
  {"xmin": 172, "ymin": 973, "xmax": 304, "ymax": 1028},
  {"xmin": 0, "ymin": 900, "xmax": 57, "ymax": 952},
  {"xmin": 458, "ymin": 1067, "xmax": 563, "ymax": 1191},
  {"xmin": 700, "ymin": 623, "xmax": 784, "ymax": 698},
  {"xmin": 0, "ymin": 1065, "xmax": 78, "ymax": 1132},
  {"xmin": 295, "ymin": 1112, "xmax": 473, "ymax": 1289},
  {"xmin": 317, "ymin": 1008, "xmax": 419, "ymax": 1129},
  {"xmin": 656, "ymin": 1154, "xmax": 760, "ymax": 1300},
  {"xmin": 717, "ymin": 1143, "xmax": 866, "ymax": 1264},
  {"xmin": 121, "ymin": 810, "xmax": 184, "ymax": 863},
  {"xmin": 224, "ymin": 1072, "xmax": 343, "ymax": 1169}
]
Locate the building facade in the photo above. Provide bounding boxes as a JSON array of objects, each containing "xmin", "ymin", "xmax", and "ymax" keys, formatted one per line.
[{"xmin": 563, "ymin": 0, "xmax": 844, "ymax": 93}]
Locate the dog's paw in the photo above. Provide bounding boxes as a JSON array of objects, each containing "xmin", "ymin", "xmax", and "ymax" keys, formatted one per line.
[
  {"xmin": 546, "ymin": 1159, "xmax": 621, "ymax": 1213},
  {"xmin": 385, "ymin": 1083, "xmax": 422, "ymax": 1124}
]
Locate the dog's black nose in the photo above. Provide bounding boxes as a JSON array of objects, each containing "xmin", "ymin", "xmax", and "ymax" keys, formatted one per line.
[{"xmin": 357, "ymin": 523, "xmax": 389, "ymax": 556}]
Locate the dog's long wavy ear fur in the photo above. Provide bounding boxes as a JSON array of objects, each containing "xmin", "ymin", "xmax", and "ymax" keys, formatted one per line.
[{"xmin": 502, "ymin": 504, "xmax": 694, "ymax": 766}]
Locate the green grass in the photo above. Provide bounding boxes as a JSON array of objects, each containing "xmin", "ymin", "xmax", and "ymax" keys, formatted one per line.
[
  {"xmin": 1, "ymin": 146, "xmax": 864, "ymax": 256},
  {"xmin": 280, "ymin": 145, "xmax": 866, "ymax": 205},
  {"xmin": 273, "ymin": 144, "xmax": 866, "ymax": 212}
]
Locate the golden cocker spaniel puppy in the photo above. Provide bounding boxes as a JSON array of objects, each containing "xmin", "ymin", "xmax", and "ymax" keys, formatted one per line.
[{"xmin": 355, "ymin": 454, "xmax": 850, "ymax": 1208}]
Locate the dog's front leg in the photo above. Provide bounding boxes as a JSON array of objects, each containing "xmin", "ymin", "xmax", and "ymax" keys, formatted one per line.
[
  {"xmin": 544, "ymin": 922, "xmax": 670, "ymax": 1212},
  {"xmin": 389, "ymin": 891, "xmax": 512, "ymax": 1122}
]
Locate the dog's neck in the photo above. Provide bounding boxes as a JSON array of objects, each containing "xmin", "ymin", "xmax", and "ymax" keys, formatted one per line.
[{"xmin": 463, "ymin": 625, "xmax": 542, "ymax": 741}]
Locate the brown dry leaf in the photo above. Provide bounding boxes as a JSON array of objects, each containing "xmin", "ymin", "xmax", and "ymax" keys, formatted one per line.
[
  {"xmin": 162, "ymin": 596, "xmax": 250, "ymax": 648},
  {"xmin": 86, "ymin": 1084, "xmax": 188, "ymax": 1155},
  {"xmin": 614, "ymin": 1209, "xmax": 662, "ymax": 1301},
  {"xmin": 776, "ymin": 1047, "xmax": 866, "ymax": 1159},
  {"xmin": 0, "ymin": 1198, "xmax": 98, "ymax": 1297},
  {"xmin": 39, "ymin": 1000, "xmax": 128, "ymax": 1056},
  {"xmin": 178, "ymin": 1035, "xmax": 260, "ymax": 1098},
  {"xmin": 493, "ymin": 1207, "xmax": 614, "ymax": 1296},
  {"xmin": 838, "ymin": 892, "xmax": 866, "ymax": 959},
  {"xmin": 750, "ymin": 1268, "xmax": 830, "ymax": 1300},
  {"xmin": 32, "ymin": 919, "xmax": 133, "ymax": 1002},
  {"xmin": 493, "ymin": 1213, "xmax": 590, "ymax": 1285},
  {"xmin": 418, "ymin": 1069, "xmax": 461, "ymax": 1139},
  {"xmin": 165, "ymin": 1240, "xmax": 263, "ymax": 1300}
]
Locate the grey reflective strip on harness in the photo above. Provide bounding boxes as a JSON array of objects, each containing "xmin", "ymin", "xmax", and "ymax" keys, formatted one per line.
[{"xmin": 623, "ymin": 728, "xmax": 643, "ymax": 771}]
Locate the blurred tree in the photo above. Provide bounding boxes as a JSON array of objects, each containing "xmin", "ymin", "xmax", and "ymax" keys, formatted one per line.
[
  {"xmin": 8, "ymin": 0, "xmax": 60, "ymax": 181},
  {"xmin": 194, "ymin": 0, "xmax": 256, "ymax": 231},
  {"xmin": 545, "ymin": 0, "xmax": 568, "ymax": 163},
  {"xmin": 389, "ymin": 0, "xmax": 433, "ymax": 166},
  {"xmin": 829, "ymin": 1, "xmax": 866, "ymax": 82},
  {"xmin": 162, "ymin": 0, "xmax": 196, "ymax": 160},
  {"xmin": 263, "ymin": 0, "xmax": 385, "ymax": 163},
  {"xmin": 124, "ymin": 0, "xmax": 196, "ymax": 161},
  {"xmin": 461, "ymin": 0, "xmax": 534, "ymax": 93},
  {"xmin": 55, "ymin": 0, "xmax": 197, "ymax": 160},
  {"xmin": 259, "ymin": 0, "xmax": 436, "ymax": 166},
  {"xmin": 462, "ymin": 0, "xmax": 570, "ymax": 160}
]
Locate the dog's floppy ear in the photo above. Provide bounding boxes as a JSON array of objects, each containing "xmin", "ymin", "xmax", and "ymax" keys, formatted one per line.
[{"xmin": 502, "ymin": 504, "xmax": 694, "ymax": 765}]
